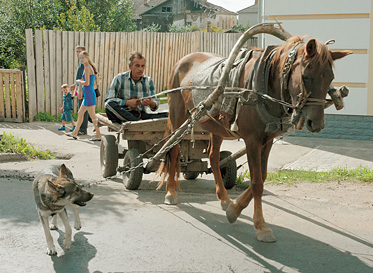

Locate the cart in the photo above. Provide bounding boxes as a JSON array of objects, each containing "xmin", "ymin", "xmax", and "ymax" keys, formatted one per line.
[{"xmin": 97, "ymin": 113, "xmax": 238, "ymax": 191}]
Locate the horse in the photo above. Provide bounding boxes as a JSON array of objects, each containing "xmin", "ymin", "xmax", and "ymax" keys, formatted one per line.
[{"xmin": 157, "ymin": 36, "xmax": 352, "ymax": 242}]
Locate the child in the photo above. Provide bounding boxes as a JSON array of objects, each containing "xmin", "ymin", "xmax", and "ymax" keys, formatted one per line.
[{"xmin": 58, "ymin": 84, "xmax": 76, "ymax": 131}]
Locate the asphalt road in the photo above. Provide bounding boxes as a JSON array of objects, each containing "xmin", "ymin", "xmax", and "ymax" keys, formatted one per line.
[{"xmin": 0, "ymin": 121, "xmax": 372, "ymax": 273}]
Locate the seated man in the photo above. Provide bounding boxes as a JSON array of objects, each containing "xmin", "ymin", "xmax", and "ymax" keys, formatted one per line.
[{"xmin": 105, "ymin": 51, "xmax": 168, "ymax": 123}]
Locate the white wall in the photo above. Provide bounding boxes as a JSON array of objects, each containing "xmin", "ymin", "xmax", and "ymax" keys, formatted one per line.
[{"xmin": 262, "ymin": 0, "xmax": 372, "ymax": 116}]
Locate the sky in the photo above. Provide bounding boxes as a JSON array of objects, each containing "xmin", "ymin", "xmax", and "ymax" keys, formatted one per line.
[{"xmin": 208, "ymin": 0, "xmax": 255, "ymax": 13}]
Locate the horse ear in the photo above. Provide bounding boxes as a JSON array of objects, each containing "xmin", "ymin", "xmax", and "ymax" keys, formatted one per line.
[
  {"xmin": 305, "ymin": 39, "xmax": 317, "ymax": 57},
  {"xmin": 330, "ymin": 50, "xmax": 353, "ymax": 61}
]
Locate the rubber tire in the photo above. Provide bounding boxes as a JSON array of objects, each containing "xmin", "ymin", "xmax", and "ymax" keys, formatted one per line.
[
  {"xmin": 220, "ymin": 151, "xmax": 237, "ymax": 189},
  {"xmin": 122, "ymin": 148, "xmax": 143, "ymax": 190},
  {"xmin": 183, "ymin": 171, "xmax": 200, "ymax": 180},
  {"xmin": 100, "ymin": 135, "xmax": 118, "ymax": 178}
]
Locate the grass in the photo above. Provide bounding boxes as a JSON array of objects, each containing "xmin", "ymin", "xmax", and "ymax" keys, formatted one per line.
[
  {"xmin": 236, "ymin": 167, "xmax": 373, "ymax": 188},
  {"xmin": 0, "ymin": 132, "xmax": 55, "ymax": 160}
]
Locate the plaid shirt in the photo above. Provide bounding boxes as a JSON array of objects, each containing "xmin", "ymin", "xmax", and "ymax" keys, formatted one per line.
[{"xmin": 105, "ymin": 71, "xmax": 159, "ymax": 112}]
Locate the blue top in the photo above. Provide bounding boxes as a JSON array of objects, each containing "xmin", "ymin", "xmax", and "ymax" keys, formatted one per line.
[
  {"xmin": 82, "ymin": 74, "xmax": 96, "ymax": 107},
  {"xmin": 62, "ymin": 93, "xmax": 73, "ymax": 111}
]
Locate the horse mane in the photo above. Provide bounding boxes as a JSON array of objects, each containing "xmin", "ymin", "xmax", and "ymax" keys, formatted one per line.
[{"xmin": 270, "ymin": 36, "xmax": 334, "ymax": 71}]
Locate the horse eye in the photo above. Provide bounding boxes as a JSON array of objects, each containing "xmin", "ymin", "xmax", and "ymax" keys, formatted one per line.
[{"xmin": 302, "ymin": 74, "xmax": 312, "ymax": 82}]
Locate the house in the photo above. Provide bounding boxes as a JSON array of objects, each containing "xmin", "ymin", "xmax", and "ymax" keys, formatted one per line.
[
  {"xmin": 262, "ymin": 0, "xmax": 373, "ymax": 140},
  {"xmin": 237, "ymin": 0, "xmax": 258, "ymax": 27},
  {"xmin": 133, "ymin": 0, "xmax": 238, "ymax": 32}
]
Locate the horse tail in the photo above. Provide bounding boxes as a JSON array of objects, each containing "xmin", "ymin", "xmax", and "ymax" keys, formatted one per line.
[
  {"xmin": 155, "ymin": 118, "xmax": 181, "ymax": 191},
  {"xmin": 155, "ymin": 64, "xmax": 182, "ymax": 190}
]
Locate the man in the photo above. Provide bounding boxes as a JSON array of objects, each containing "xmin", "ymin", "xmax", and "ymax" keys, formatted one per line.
[
  {"xmin": 105, "ymin": 52, "xmax": 168, "ymax": 123},
  {"xmin": 75, "ymin": 45, "xmax": 88, "ymax": 135}
]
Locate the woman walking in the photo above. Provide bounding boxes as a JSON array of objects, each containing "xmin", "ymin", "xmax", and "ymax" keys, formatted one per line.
[{"xmin": 66, "ymin": 51, "xmax": 102, "ymax": 141}]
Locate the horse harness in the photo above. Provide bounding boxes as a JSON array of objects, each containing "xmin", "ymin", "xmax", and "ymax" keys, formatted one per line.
[{"xmin": 237, "ymin": 41, "xmax": 326, "ymax": 134}]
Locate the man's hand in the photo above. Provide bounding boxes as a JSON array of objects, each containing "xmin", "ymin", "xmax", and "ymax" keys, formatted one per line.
[
  {"xmin": 140, "ymin": 99, "xmax": 156, "ymax": 109},
  {"xmin": 126, "ymin": 98, "xmax": 139, "ymax": 109}
]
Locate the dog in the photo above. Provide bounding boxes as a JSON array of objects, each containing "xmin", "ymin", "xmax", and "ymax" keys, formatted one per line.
[{"xmin": 33, "ymin": 164, "xmax": 94, "ymax": 255}]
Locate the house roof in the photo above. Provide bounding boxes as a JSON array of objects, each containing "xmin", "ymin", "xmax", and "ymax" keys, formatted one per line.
[
  {"xmin": 133, "ymin": 0, "xmax": 169, "ymax": 19},
  {"xmin": 133, "ymin": 0, "xmax": 237, "ymax": 18},
  {"xmin": 237, "ymin": 3, "xmax": 257, "ymax": 13}
]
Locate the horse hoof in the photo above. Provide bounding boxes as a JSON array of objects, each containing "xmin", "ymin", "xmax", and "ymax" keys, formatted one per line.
[
  {"xmin": 164, "ymin": 195, "xmax": 178, "ymax": 205},
  {"xmin": 256, "ymin": 231, "xmax": 277, "ymax": 243},
  {"xmin": 226, "ymin": 203, "xmax": 239, "ymax": 223},
  {"xmin": 220, "ymin": 199, "xmax": 232, "ymax": 211}
]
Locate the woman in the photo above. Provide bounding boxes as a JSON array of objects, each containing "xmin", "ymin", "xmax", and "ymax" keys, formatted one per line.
[{"xmin": 66, "ymin": 51, "xmax": 102, "ymax": 141}]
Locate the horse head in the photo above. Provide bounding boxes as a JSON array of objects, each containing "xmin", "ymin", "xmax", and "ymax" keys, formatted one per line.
[{"xmin": 272, "ymin": 37, "xmax": 352, "ymax": 133}]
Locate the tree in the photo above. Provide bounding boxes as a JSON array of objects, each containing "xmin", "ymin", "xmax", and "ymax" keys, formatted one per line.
[
  {"xmin": 56, "ymin": 0, "xmax": 99, "ymax": 31},
  {"xmin": 0, "ymin": 0, "xmax": 136, "ymax": 68},
  {"xmin": 0, "ymin": 0, "xmax": 61, "ymax": 68}
]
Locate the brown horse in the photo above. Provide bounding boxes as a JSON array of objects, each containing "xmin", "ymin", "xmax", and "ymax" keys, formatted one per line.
[{"xmin": 158, "ymin": 36, "xmax": 351, "ymax": 242}]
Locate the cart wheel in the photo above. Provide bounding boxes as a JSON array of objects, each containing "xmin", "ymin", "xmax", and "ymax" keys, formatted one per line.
[
  {"xmin": 220, "ymin": 151, "xmax": 237, "ymax": 189},
  {"xmin": 100, "ymin": 135, "xmax": 118, "ymax": 178},
  {"xmin": 183, "ymin": 171, "xmax": 199, "ymax": 180},
  {"xmin": 122, "ymin": 148, "xmax": 143, "ymax": 190}
]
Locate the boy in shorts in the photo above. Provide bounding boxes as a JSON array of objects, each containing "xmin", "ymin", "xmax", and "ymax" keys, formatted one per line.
[{"xmin": 58, "ymin": 84, "xmax": 76, "ymax": 131}]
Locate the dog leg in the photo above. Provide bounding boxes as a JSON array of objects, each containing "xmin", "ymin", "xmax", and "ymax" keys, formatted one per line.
[
  {"xmin": 71, "ymin": 204, "xmax": 82, "ymax": 230},
  {"xmin": 58, "ymin": 208, "xmax": 72, "ymax": 249},
  {"xmin": 39, "ymin": 212, "xmax": 57, "ymax": 255},
  {"xmin": 50, "ymin": 215, "xmax": 58, "ymax": 230}
]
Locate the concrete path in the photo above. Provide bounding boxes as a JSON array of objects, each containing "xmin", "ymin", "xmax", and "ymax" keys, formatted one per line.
[{"xmin": 0, "ymin": 121, "xmax": 372, "ymax": 273}]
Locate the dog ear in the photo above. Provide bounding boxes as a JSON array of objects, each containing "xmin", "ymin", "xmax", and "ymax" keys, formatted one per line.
[
  {"xmin": 59, "ymin": 164, "xmax": 68, "ymax": 178},
  {"xmin": 48, "ymin": 180, "xmax": 65, "ymax": 196}
]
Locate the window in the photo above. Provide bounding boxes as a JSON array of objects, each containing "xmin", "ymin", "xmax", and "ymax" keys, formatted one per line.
[{"xmin": 162, "ymin": 6, "xmax": 172, "ymax": 12}]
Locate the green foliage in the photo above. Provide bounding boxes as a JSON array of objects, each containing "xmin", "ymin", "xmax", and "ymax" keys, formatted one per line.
[
  {"xmin": 142, "ymin": 23, "xmax": 161, "ymax": 32},
  {"xmin": 56, "ymin": 1, "xmax": 99, "ymax": 32},
  {"xmin": 0, "ymin": 0, "xmax": 136, "ymax": 69},
  {"xmin": 168, "ymin": 24, "xmax": 201, "ymax": 33},
  {"xmin": 202, "ymin": 23, "xmax": 222, "ymax": 33},
  {"xmin": 231, "ymin": 24, "xmax": 247, "ymax": 32},
  {"xmin": 236, "ymin": 167, "xmax": 373, "ymax": 188},
  {"xmin": 0, "ymin": 132, "xmax": 55, "ymax": 160}
]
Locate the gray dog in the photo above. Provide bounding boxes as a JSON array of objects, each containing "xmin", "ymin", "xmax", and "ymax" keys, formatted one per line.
[{"xmin": 33, "ymin": 164, "xmax": 94, "ymax": 255}]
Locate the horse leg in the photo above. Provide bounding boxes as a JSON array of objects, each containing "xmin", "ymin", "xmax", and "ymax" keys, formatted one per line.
[
  {"xmin": 226, "ymin": 140, "xmax": 276, "ymax": 242},
  {"xmin": 164, "ymin": 144, "xmax": 180, "ymax": 205},
  {"xmin": 209, "ymin": 134, "xmax": 233, "ymax": 210}
]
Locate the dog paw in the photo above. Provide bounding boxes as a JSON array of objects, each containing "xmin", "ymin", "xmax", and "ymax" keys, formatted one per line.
[
  {"xmin": 46, "ymin": 247, "xmax": 57, "ymax": 256},
  {"xmin": 74, "ymin": 223, "xmax": 82, "ymax": 230},
  {"xmin": 49, "ymin": 224, "xmax": 58, "ymax": 230},
  {"xmin": 63, "ymin": 239, "xmax": 71, "ymax": 249}
]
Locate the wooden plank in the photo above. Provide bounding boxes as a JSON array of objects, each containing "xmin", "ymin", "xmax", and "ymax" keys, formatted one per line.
[
  {"xmin": 94, "ymin": 32, "xmax": 100, "ymax": 69},
  {"xmin": 113, "ymin": 32, "xmax": 120, "ymax": 77},
  {"xmin": 55, "ymin": 31, "xmax": 62, "ymax": 112},
  {"xmin": 62, "ymin": 31, "xmax": 68, "ymax": 91},
  {"xmin": 68, "ymin": 32, "xmax": 75, "ymax": 110},
  {"xmin": 108, "ymin": 32, "xmax": 116, "ymax": 92},
  {"xmin": 97, "ymin": 32, "xmax": 105, "ymax": 108},
  {"xmin": 0, "ymin": 72, "xmax": 4, "ymax": 119},
  {"xmin": 15, "ymin": 72, "xmax": 24, "ymax": 121},
  {"xmin": 42, "ymin": 30, "xmax": 51, "ymax": 114},
  {"xmin": 49, "ymin": 30, "xmax": 56, "ymax": 115},
  {"xmin": 4, "ymin": 72, "xmax": 11, "ymax": 119},
  {"xmin": 25, "ymin": 29, "xmax": 37, "ymax": 121},
  {"xmin": 119, "ymin": 32, "xmax": 126, "ymax": 74},
  {"xmin": 101, "ymin": 32, "xmax": 110, "ymax": 109},
  {"xmin": 10, "ymin": 73, "xmax": 16, "ymax": 118},
  {"xmin": 34, "ymin": 30, "xmax": 45, "ymax": 113}
]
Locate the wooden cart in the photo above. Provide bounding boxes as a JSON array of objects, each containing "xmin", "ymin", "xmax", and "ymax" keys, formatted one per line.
[{"xmin": 97, "ymin": 113, "xmax": 238, "ymax": 190}]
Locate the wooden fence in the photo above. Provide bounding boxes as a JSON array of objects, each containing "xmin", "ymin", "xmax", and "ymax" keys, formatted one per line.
[
  {"xmin": 0, "ymin": 69, "xmax": 25, "ymax": 122},
  {"xmin": 25, "ymin": 29, "xmax": 257, "ymax": 121}
]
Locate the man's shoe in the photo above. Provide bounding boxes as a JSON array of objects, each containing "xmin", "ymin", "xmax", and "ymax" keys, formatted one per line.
[
  {"xmin": 70, "ymin": 126, "xmax": 76, "ymax": 132},
  {"xmin": 78, "ymin": 131, "xmax": 87, "ymax": 135},
  {"xmin": 58, "ymin": 126, "xmax": 65, "ymax": 131}
]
